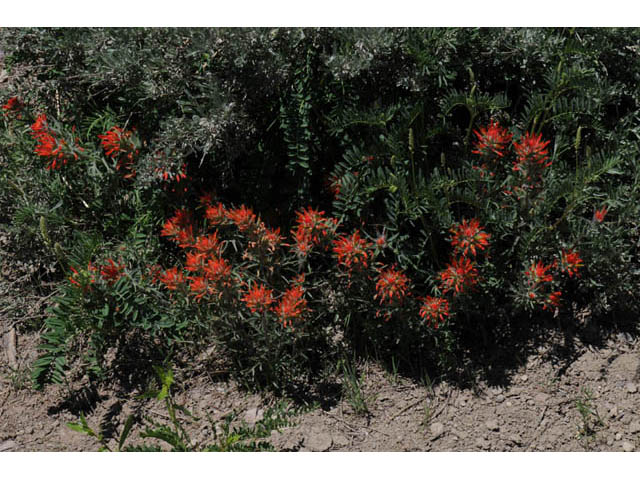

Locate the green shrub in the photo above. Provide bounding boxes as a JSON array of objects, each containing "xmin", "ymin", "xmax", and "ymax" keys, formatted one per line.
[{"xmin": 1, "ymin": 28, "xmax": 639, "ymax": 395}]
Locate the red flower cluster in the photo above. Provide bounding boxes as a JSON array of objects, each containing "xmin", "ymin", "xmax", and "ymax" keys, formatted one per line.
[
  {"xmin": 560, "ymin": 249, "xmax": 584, "ymax": 278},
  {"xmin": 160, "ymin": 209, "xmax": 194, "ymax": 248},
  {"xmin": 100, "ymin": 258, "xmax": 124, "ymax": 286},
  {"xmin": 472, "ymin": 120, "xmax": 513, "ymax": 158},
  {"xmin": 332, "ymin": 230, "xmax": 371, "ymax": 274},
  {"xmin": 544, "ymin": 291, "xmax": 562, "ymax": 311},
  {"xmin": 449, "ymin": 218, "xmax": 490, "ymax": 257},
  {"xmin": 292, "ymin": 207, "xmax": 338, "ymax": 256},
  {"xmin": 419, "ymin": 296, "xmax": 449, "ymax": 329},
  {"xmin": 512, "ymin": 132, "xmax": 552, "ymax": 185},
  {"xmin": 375, "ymin": 234, "xmax": 387, "ymax": 249},
  {"xmin": 205, "ymin": 202, "xmax": 228, "ymax": 225},
  {"xmin": 523, "ymin": 247, "xmax": 584, "ymax": 312},
  {"xmin": 438, "ymin": 218, "xmax": 488, "ymax": 298},
  {"xmin": 98, "ymin": 126, "xmax": 139, "ymax": 179},
  {"xmin": 31, "ymin": 114, "xmax": 81, "ymax": 170},
  {"xmin": 159, "ymin": 266, "xmax": 185, "ymax": 291},
  {"xmin": 188, "ymin": 256, "xmax": 234, "ymax": 300},
  {"xmin": 375, "ymin": 266, "xmax": 411, "ymax": 306},
  {"xmin": 594, "ymin": 206, "xmax": 608, "ymax": 223},
  {"xmin": 274, "ymin": 284, "xmax": 308, "ymax": 328},
  {"xmin": 524, "ymin": 260, "xmax": 557, "ymax": 307},
  {"xmin": 202, "ymin": 200, "xmax": 282, "ymax": 255},
  {"xmin": 241, "ymin": 283, "xmax": 275, "ymax": 314},
  {"xmin": 525, "ymin": 260, "xmax": 554, "ymax": 285},
  {"xmin": 226, "ymin": 205, "xmax": 258, "ymax": 233},
  {"xmin": 68, "ymin": 263, "xmax": 97, "ymax": 293},
  {"xmin": 2, "ymin": 97, "xmax": 23, "ymax": 117},
  {"xmin": 439, "ymin": 256, "xmax": 479, "ymax": 294},
  {"xmin": 69, "ymin": 259, "xmax": 125, "ymax": 291}
]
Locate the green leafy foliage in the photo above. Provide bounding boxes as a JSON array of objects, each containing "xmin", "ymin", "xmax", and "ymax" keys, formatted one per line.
[
  {"xmin": 1, "ymin": 27, "xmax": 639, "ymax": 399},
  {"xmin": 67, "ymin": 367, "xmax": 299, "ymax": 452}
]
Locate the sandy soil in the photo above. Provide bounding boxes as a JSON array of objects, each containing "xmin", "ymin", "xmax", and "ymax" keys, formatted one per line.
[{"xmin": 2, "ymin": 317, "xmax": 639, "ymax": 452}]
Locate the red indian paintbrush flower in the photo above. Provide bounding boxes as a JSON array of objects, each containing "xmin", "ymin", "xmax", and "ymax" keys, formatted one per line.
[
  {"xmin": 159, "ymin": 267, "xmax": 185, "ymax": 291},
  {"xmin": 203, "ymin": 256, "xmax": 232, "ymax": 284},
  {"xmin": 98, "ymin": 126, "xmax": 139, "ymax": 178},
  {"xmin": 274, "ymin": 284, "xmax": 307, "ymax": 327},
  {"xmin": 292, "ymin": 206, "xmax": 338, "ymax": 256},
  {"xmin": 594, "ymin": 206, "xmax": 608, "ymax": 223},
  {"xmin": 30, "ymin": 114, "xmax": 84, "ymax": 170},
  {"xmin": 68, "ymin": 263, "xmax": 96, "ymax": 293},
  {"xmin": 439, "ymin": 257, "xmax": 479, "ymax": 295},
  {"xmin": 375, "ymin": 265, "xmax": 411, "ymax": 305},
  {"xmin": 30, "ymin": 113, "xmax": 75, "ymax": 170},
  {"xmin": 161, "ymin": 209, "xmax": 193, "ymax": 239},
  {"xmin": 472, "ymin": 120, "xmax": 513, "ymax": 158},
  {"xmin": 560, "ymin": 249, "xmax": 584, "ymax": 278},
  {"xmin": 184, "ymin": 251, "xmax": 207, "ymax": 273},
  {"xmin": 258, "ymin": 226, "xmax": 283, "ymax": 253},
  {"xmin": 419, "ymin": 296, "xmax": 450, "ymax": 329},
  {"xmin": 543, "ymin": 290, "xmax": 562, "ymax": 310},
  {"xmin": 100, "ymin": 258, "xmax": 124, "ymax": 285},
  {"xmin": 242, "ymin": 283, "xmax": 275, "ymax": 314},
  {"xmin": 513, "ymin": 132, "xmax": 551, "ymax": 172},
  {"xmin": 192, "ymin": 232, "xmax": 222, "ymax": 256},
  {"xmin": 226, "ymin": 205, "xmax": 258, "ymax": 233},
  {"xmin": 524, "ymin": 260, "xmax": 554, "ymax": 284},
  {"xmin": 205, "ymin": 202, "xmax": 227, "ymax": 225},
  {"xmin": 188, "ymin": 276, "xmax": 210, "ymax": 300},
  {"xmin": 98, "ymin": 127, "xmax": 137, "ymax": 158},
  {"xmin": 332, "ymin": 230, "xmax": 371, "ymax": 272},
  {"xmin": 449, "ymin": 218, "xmax": 490, "ymax": 257},
  {"xmin": 2, "ymin": 97, "xmax": 22, "ymax": 116}
]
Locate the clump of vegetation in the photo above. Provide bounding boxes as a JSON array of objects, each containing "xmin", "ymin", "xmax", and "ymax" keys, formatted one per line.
[{"xmin": 1, "ymin": 28, "xmax": 639, "ymax": 401}]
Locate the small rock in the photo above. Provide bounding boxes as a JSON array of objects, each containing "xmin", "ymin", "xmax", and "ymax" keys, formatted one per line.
[
  {"xmin": 609, "ymin": 406, "xmax": 618, "ymax": 418},
  {"xmin": 630, "ymin": 422, "xmax": 640, "ymax": 434},
  {"xmin": 521, "ymin": 375, "xmax": 529, "ymax": 382},
  {"xmin": 607, "ymin": 437, "xmax": 614, "ymax": 447},
  {"xmin": 305, "ymin": 431, "xmax": 333, "ymax": 452},
  {"xmin": 615, "ymin": 433, "xmax": 623, "ymax": 441},
  {"xmin": 622, "ymin": 441, "xmax": 635, "ymax": 452},
  {"xmin": 0, "ymin": 440, "xmax": 17, "ymax": 452},
  {"xmin": 495, "ymin": 394, "xmax": 505, "ymax": 403},
  {"xmin": 430, "ymin": 422, "xmax": 444, "ymax": 439},
  {"xmin": 506, "ymin": 401, "xmax": 513, "ymax": 407},
  {"xmin": 626, "ymin": 383, "xmax": 638, "ymax": 394},
  {"xmin": 485, "ymin": 419, "xmax": 500, "ymax": 431}
]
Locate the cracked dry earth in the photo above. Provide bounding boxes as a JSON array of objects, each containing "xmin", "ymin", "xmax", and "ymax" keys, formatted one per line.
[
  {"xmin": 269, "ymin": 335, "xmax": 640, "ymax": 452},
  {"xmin": 1, "ymin": 324, "xmax": 640, "ymax": 452}
]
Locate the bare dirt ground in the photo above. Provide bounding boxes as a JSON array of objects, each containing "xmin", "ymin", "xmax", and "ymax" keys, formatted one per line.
[{"xmin": 2, "ymin": 307, "xmax": 639, "ymax": 452}]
